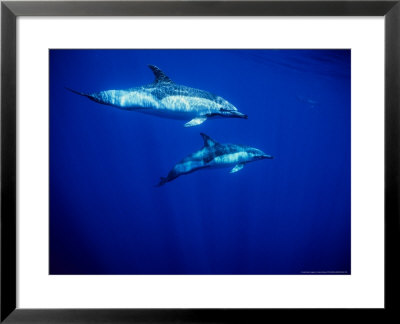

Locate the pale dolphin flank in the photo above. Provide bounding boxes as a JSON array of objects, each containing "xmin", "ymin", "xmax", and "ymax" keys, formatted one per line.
[
  {"xmin": 66, "ymin": 65, "xmax": 247, "ymax": 127},
  {"xmin": 157, "ymin": 133, "xmax": 273, "ymax": 186}
]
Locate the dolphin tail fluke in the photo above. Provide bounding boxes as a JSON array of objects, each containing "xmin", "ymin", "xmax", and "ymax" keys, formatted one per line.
[
  {"xmin": 156, "ymin": 177, "xmax": 168, "ymax": 187},
  {"xmin": 65, "ymin": 87, "xmax": 90, "ymax": 98}
]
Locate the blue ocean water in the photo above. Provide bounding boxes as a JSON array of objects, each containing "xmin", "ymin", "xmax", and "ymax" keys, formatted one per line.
[{"xmin": 49, "ymin": 49, "xmax": 350, "ymax": 275}]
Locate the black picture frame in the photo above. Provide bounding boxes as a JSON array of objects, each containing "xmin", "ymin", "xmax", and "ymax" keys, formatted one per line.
[{"xmin": 1, "ymin": 0, "xmax": 399, "ymax": 322}]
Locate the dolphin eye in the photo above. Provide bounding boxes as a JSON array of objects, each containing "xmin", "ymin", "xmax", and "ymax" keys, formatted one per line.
[{"xmin": 219, "ymin": 108, "xmax": 232, "ymax": 112}]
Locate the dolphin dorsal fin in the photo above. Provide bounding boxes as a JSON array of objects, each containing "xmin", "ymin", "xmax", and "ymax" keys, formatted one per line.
[
  {"xmin": 148, "ymin": 65, "xmax": 173, "ymax": 84},
  {"xmin": 200, "ymin": 133, "xmax": 219, "ymax": 147}
]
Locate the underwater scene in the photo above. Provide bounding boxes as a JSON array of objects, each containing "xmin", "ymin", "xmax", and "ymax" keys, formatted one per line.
[{"xmin": 50, "ymin": 49, "xmax": 350, "ymax": 275}]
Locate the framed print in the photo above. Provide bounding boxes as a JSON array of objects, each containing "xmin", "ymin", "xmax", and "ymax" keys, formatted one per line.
[{"xmin": 1, "ymin": 1, "xmax": 399, "ymax": 323}]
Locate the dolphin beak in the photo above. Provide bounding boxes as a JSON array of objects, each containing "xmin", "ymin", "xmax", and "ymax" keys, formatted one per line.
[
  {"xmin": 233, "ymin": 111, "xmax": 248, "ymax": 119},
  {"xmin": 261, "ymin": 154, "xmax": 273, "ymax": 159}
]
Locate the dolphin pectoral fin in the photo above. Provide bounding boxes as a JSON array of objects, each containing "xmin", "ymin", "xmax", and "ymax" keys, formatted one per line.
[
  {"xmin": 184, "ymin": 117, "xmax": 207, "ymax": 127},
  {"xmin": 230, "ymin": 164, "xmax": 244, "ymax": 173}
]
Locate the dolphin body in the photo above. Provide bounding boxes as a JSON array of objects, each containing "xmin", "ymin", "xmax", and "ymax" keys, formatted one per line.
[
  {"xmin": 158, "ymin": 133, "xmax": 273, "ymax": 186},
  {"xmin": 66, "ymin": 65, "xmax": 247, "ymax": 127}
]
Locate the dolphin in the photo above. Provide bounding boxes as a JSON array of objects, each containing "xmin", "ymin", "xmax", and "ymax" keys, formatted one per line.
[
  {"xmin": 157, "ymin": 133, "xmax": 273, "ymax": 186},
  {"xmin": 66, "ymin": 65, "xmax": 247, "ymax": 127}
]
